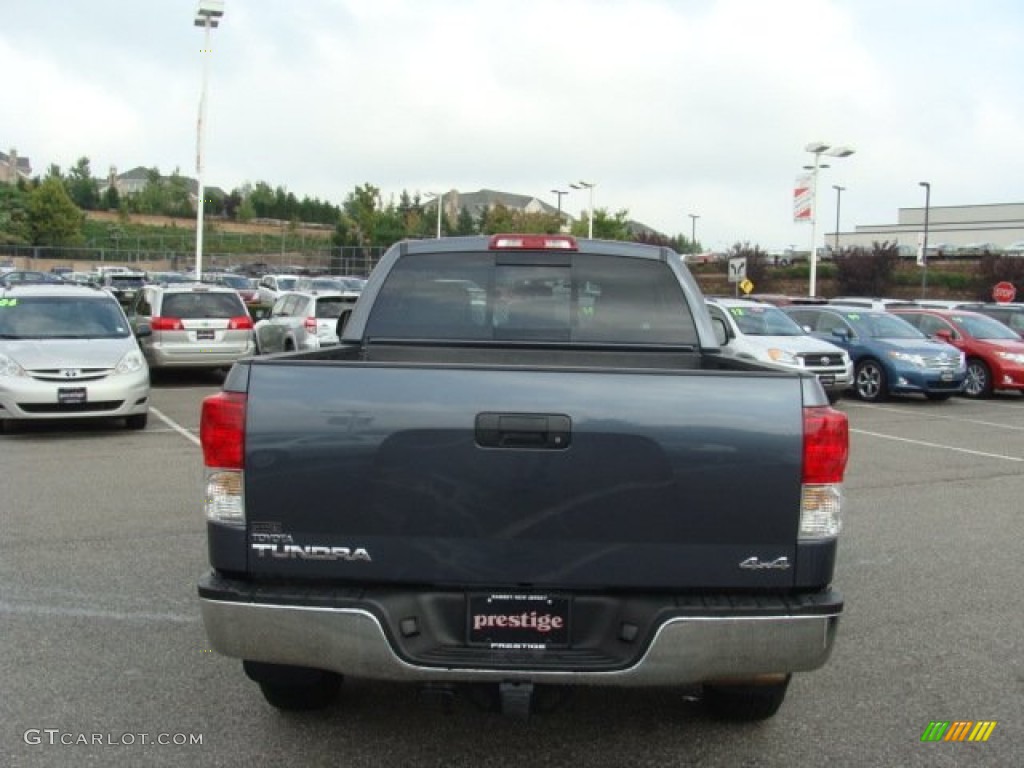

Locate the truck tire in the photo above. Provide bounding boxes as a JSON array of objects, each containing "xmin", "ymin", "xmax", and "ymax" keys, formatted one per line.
[
  {"xmin": 854, "ymin": 359, "xmax": 887, "ymax": 402},
  {"xmin": 963, "ymin": 358, "xmax": 993, "ymax": 398},
  {"xmin": 702, "ymin": 676, "xmax": 790, "ymax": 721},
  {"xmin": 243, "ymin": 661, "xmax": 342, "ymax": 711}
]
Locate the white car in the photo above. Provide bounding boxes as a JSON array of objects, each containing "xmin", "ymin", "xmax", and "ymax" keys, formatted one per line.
[
  {"xmin": 706, "ymin": 297, "xmax": 853, "ymax": 403},
  {"xmin": 256, "ymin": 274, "xmax": 302, "ymax": 307},
  {"xmin": 254, "ymin": 290, "xmax": 355, "ymax": 354},
  {"xmin": 0, "ymin": 283, "xmax": 150, "ymax": 431}
]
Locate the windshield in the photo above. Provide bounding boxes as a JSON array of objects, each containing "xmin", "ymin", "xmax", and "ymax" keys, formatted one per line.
[
  {"xmin": 844, "ymin": 311, "xmax": 926, "ymax": 339},
  {"xmin": 952, "ymin": 313, "xmax": 1022, "ymax": 340},
  {"xmin": 277, "ymin": 278, "xmax": 298, "ymax": 290},
  {"xmin": 726, "ymin": 305, "xmax": 806, "ymax": 336},
  {"xmin": 0, "ymin": 297, "xmax": 130, "ymax": 339}
]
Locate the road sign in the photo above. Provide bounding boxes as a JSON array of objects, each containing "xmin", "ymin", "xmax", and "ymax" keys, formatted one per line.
[
  {"xmin": 739, "ymin": 279, "xmax": 754, "ymax": 295},
  {"xmin": 728, "ymin": 257, "xmax": 747, "ymax": 284},
  {"xmin": 992, "ymin": 281, "xmax": 1016, "ymax": 303}
]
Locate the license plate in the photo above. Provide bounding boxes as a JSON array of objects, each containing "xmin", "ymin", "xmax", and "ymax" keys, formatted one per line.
[
  {"xmin": 467, "ymin": 593, "xmax": 570, "ymax": 649},
  {"xmin": 196, "ymin": 329, "xmax": 216, "ymax": 341},
  {"xmin": 817, "ymin": 374, "xmax": 835, "ymax": 386},
  {"xmin": 58, "ymin": 387, "xmax": 87, "ymax": 405},
  {"xmin": 941, "ymin": 371, "xmax": 953, "ymax": 381}
]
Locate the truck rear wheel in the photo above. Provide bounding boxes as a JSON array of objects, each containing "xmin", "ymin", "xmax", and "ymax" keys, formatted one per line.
[
  {"xmin": 702, "ymin": 675, "xmax": 790, "ymax": 721},
  {"xmin": 243, "ymin": 661, "xmax": 342, "ymax": 711}
]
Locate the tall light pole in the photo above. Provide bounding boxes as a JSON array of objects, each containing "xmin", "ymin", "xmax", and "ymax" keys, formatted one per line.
[
  {"xmin": 551, "ymin": 189, "xmax": 567, "ymax": 231},
  {"xmin": 919, "ymin": 181, "xmax": 931, "ymax": 299},
  {"xmin": 425, "ymin": 191, "xmax": 443, "ymax": 238},
  {"xmin": 803, "ymin": 141, "xmax": 854, "ymax": 296},
  {"xmin": 193, "ymin": 0, "xmax": 224, "ymax": 279},
  {"xmin": 570, "ymin": 181, "xmax": 595, "ymax": 238},
  {"xmin": 832, "ymin": 185, "xmax": 845, "ymax": 255},
  {"xmin": 688, "ymin": 213, "xmax": 700, "ymax": 253}
]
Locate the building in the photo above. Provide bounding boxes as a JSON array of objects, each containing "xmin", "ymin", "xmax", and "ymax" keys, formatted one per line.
[
  {"xmin": 0, "ymin": 148, "xmax": 32, "ymax": 184},
  {"xmin": 833, "ymin": 202, "xmax": 1024, "ymax": 254},
  {"xmin": 101, "ymin": 165, "xmax": 226, "ymax": 202},
  {"xmin": 422, "ymin": 188, "xmax": 572, "ymax": 225}
]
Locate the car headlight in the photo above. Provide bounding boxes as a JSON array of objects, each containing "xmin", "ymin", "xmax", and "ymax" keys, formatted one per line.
[
  {"xmin": 766, "ymin": 348, "xmax": 799, "ymax": 366},
  {"xmin": 996, "ymin": 351, "xmax": 1024, "ymax": 365},
  {"xmin": 114, "ymin": 349, "xmax": 147, "ymax": 375},
  {"xmin": 887, "ymin": 350, "xmax": 927, "ymax": 368},
  {"xmin": 0, "ymin": 352, "xmax": 27, "ymax": 378}
]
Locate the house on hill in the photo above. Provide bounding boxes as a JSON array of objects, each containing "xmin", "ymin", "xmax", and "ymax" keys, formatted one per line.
[
  {"xmin": 0, "ymin": 148, "xmax": 32, "ymax": 184},
  {"xmin": 423, "ymin": 188, "xmax": 575, "ymax": 227},
  {"xmin": 101, "ymin": 165, "xmax": 226, "ymax": 203}
]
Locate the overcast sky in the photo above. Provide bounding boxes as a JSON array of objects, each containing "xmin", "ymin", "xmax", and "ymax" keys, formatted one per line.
[{"xmin": 3, "ymin": 0, "xmax": 1023, "ymax": 251}]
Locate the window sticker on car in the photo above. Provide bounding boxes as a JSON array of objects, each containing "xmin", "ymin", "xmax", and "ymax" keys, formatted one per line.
[
  {"xmin": 730, "ymin": 308, "xmax": 745, "ymax": 316},
  {"xmin": 0, "ymin": 299, "xmax": 18, "ymax": 307}
]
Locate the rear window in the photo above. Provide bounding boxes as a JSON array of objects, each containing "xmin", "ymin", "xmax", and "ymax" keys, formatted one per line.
[
  {"xmin": 315, "ymin": 297, "xmax": 350, "ymax": 319},
  {"xmin": 365, "ymin": 252, "xmax": 697, "ymax": 345},
  {"xmin": 161, "ymin": 292, "xmax": 244, "ymax": 319}
]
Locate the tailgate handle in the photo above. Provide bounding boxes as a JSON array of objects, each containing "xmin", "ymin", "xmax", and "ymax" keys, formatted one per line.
[{"xmin": 475, "ymin": 413, "xmax": 571, "ymax": 450}]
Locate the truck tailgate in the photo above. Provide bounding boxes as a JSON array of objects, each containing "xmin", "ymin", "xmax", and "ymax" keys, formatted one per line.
[{"xmin": 243, "ymin": 363, "xmax": 805, "ymax": 589}]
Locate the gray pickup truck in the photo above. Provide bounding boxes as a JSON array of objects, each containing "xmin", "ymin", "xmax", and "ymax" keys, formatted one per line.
[{"xmin": 198, "ymin": 234, "xmax": 849, "ymax": 720}]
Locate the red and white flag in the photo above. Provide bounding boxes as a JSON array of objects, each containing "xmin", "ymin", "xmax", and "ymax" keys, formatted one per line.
[{"xmin": 793, "ymin": 174, "xmax": 812, "ymax": 222}]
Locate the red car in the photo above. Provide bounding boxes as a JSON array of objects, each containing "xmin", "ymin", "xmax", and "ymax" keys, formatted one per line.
[{"xmin": 889, "ymin": 308, "xmax": 1024, "ymax": 398}]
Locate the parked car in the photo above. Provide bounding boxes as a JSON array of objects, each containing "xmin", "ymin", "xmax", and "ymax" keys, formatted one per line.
[
  {"xmin": 256, "ymin": 274, "xmax": 301, "ymax": 306},
  {"xmin": 783, "ymin": 305, "xmax": 966, "ymax": 402},
  {"xmin": 827, "ymin": 297, "xmax": 918, "ymax": 311},
  {"xmin": 0, "ymin": 282, "xmax": 150, "ymax": 431},
  {"xmin": 889, "ymin": 307, "xmax": 1024, "ymax": 398},
  {"xmin": 705, "ymin": 297, "xmax": 852, "ymax": 402},
  {"xmin": 293, "ymin": 276, "xmax": 365, "ymax": 297},
  {"xmin": 203, "ymin": 272, "xmax": 261, "ymax": 307},
  {"xmin": 964, "ymin": 302, "xmax": 1024, "ymax": 335},
  {"xmin": 127, "ymin": 282, "xmax": 255, "ymax": 371},
  {"xmin": 98, "ymin": 270, "xmax": 147, "ymax": 306},
  {"xmin": 0, "ymin": 270, "xmax": 66, "ymax": 287},
  {"xmin": 253, "ymin": 290, "xmax": 355, "ymax": 354}
]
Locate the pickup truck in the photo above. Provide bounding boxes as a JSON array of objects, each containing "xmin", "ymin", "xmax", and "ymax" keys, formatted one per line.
[{"xmin": 198, "ymin": 234, "xmax": 849, "ymax": 720}]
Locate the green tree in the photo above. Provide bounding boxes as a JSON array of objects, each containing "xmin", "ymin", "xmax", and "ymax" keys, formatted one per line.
[
  {"xmin": 102, "ymin": 183, "xmax": 120, "ymax": 211},
  {"xmin": 0, "ymin": 184, "xmax": 31, "ymax": 243},
  {"xmin": 570, "ymin": 208, "xmax": 631, "ymax": 240},
  {"xmin": 27, "ymin": 177, "xmax": 85, "ymax": 246},
  {"xmin": 66, "ymin": 156, "xmax": 100, "ymax": 210},
  {"xmin": 455, "ymin": 206, "xmax": 476, "ymax": 236}
]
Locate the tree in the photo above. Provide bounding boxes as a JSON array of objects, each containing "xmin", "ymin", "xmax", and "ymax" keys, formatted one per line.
[
  {"xmin": 834, "ymin": 241, "xmax": 898, "ymax": 296},
  {"xmin": 570, "ymin": 208, "xmax": 631, "ymax": 240},
  {"xmin": 102, "ymin": 183, "xmax": 120, "ymax": 211},
  {"xmin": 27, "ymin": 177, "xmax": 85, "ymax": 246},
  {"xmin": 66, "ymin": 156, "xmax": 100, "ymax": 210},
  {"xmin": 0, "ymin": 184, "xmax": 31, "ymax": 243}
]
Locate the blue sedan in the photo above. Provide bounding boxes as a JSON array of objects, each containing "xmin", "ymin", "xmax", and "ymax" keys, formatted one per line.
[{"xmin": 783, "ymin": 305, "xmax": 966, "ymax": 402}]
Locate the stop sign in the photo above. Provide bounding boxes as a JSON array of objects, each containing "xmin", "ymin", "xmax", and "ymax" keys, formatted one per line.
[{"xmin": 992, "ymin": 281, "xmax": 1016, "ymax": 303}]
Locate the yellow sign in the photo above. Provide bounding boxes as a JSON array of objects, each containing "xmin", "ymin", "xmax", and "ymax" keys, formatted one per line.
[{"xmin": 740, "ymin": 279, "xmax": 754, "ymax": 295}]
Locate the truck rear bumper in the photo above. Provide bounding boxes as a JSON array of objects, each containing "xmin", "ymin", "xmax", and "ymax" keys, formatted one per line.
[{"xmin": 199, "ymin": 575, "xmax": 841, "ymax": 686}]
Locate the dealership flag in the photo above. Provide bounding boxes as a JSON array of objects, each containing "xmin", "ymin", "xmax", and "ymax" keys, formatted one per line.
[{"xmin": 793, "ymin": 174, "xmax": 813, "ymax": 222}]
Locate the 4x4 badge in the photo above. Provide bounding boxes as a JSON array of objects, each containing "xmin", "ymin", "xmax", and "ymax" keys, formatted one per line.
[{"xmin": 739, "ymin": 556, "xmax": 791, "ymax": 570}]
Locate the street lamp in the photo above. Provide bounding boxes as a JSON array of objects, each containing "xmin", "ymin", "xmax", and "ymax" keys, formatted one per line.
[
  {"xmin": 688, "ymin": 213, "xmax": 700, "ymax": 253},
  {"xmin": 803, "ymin": 141, "xmax": 854, "ymax": 296},
  {"xmin": 569, "ymin": 180, "xmax": 596, "ymax": 238},
  {"xmin": 551, "ymin": 189, "xmax": 568, "ymax": 231},
  {"xmin": 193, "ymin": 0, "xmax": 224, "ymax": 279},
  {"xmin": 919, "ymin": 181, "xmax": 931, "ymax": 299},
  {"xmin": 832, "ymin": 185, "xmax": 845, "ymax": 255},
  {"xmin": 424, "ymin": 191, "xmax": 443, "ymax": 238}
]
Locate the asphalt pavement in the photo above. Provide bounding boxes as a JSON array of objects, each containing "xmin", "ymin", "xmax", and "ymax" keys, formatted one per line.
[{"xmin": 2, "ymin": 376, "xmax": 1021, "ymax": 767}]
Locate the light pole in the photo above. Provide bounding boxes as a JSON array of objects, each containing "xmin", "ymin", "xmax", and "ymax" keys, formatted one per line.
[
  {"xmin": 193, "ymin": 0, "xmax": 224, "ymax": 279},
  {"xmin": 570, "ymin": 181, "xmax": 596, "ymax": 238},
  {"xmin": 688, "ymin": 213, "xmax": 700, "ymax": 253},
  {"xmin": 919, "ymin": 181, "xmax": 931, "ymax": 299},
  {"xmin": 832, "ymin": 185, "xmax": 845, "ymax": 255},
  {"xmin": 551, "ymin": 189, "xmax": 567, "ymax": 231},
  {"xmin": 425, "ymin": 191, "xmax": 443, "ymax": 238},
  {"xmin": 803, "ymin": 141, "xmax": 854, "ymax": 296}
]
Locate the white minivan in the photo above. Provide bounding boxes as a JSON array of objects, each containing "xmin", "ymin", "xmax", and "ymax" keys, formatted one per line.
[{"xmin": 706, "ymin": 297, "xmax": 853, "ymax": 402}]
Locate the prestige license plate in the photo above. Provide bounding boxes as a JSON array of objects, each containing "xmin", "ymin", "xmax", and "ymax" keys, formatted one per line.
[
  {"xmin": 196, "ymin": 329, "xmax": 216, "ymax": 341},
  {"xmin": 467, "ymin": 593, "xmax": 570, "ymax": 649},
  {"xmin": 58, "ymin": 387, "xmax": 87, "ymax": 405}
]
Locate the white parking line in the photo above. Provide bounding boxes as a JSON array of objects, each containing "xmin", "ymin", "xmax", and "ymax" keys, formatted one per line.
[
  {"xmin": 843, "ymin": 401, "xmax": 1024, "ymax": 432},
  {"xmin": 851, "ymin": 428, "xmax": 1024, "ymax": 462},
  {"xmin": 150, "ymin": 407, "xmax": 200, "ymax": 446}
]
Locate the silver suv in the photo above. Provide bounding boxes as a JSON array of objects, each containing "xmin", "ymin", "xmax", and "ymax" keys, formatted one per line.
[
  {"xmin": 128, "ymin": 282, "xmax": 255, "ymax": 370},
  {"xmin": 254, "ymin": 290, "xmax": 354, "ymax": 354},
  {"xmin": 0, "ymin": 283, "xmax": 150, "ymax": 431}
]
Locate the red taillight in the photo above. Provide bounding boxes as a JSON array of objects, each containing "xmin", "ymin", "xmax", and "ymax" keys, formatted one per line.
[
  {"xmin": 304, "ymin": 316, "xmax": 318, "ymax": 334},
  {"xmin": 488, "ymin": 234, "xmax": 578, "ymax": 251},
  {"xmin": 803, "ymin": 406, "xmax": 848, "ymax": 484},
  {"xmin": 228, "ymin": 315, "xmax": 254, "ymax": 330},
  {"xmin": 151, "ymin": 317, "xmax": 184, "ymax": 331},
  {"xmin": 201, "ymin": 391, "xmax": 246, "ymax": 469}
]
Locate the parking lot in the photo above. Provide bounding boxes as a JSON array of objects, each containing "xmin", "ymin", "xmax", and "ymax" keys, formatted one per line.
[{"xmin": 2, "ymin": 377, "xmax": 1021, "ymax": 767}]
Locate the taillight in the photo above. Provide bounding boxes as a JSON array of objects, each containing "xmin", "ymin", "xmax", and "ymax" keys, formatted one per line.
[
  {"xmin": 151, "ymin": 317, "xmax": 184, "ymax": 331},
  {"xmin": 201, "ymin": 391, "xmax": 246, "ymax": 470},
  {"xmin": 800, "ymin": 405, "xmax": 848, "ymax": 541},
  {"xmin": 228, "ymin": 315, "xmax": 254, "ymax": 330},
  {"xmin": 304, "ymin": 316, "xmax": 318, "ymax": 334},
  {"xmin": 488, "ymin": 234, "xmax": 578, "ymax": 250}
]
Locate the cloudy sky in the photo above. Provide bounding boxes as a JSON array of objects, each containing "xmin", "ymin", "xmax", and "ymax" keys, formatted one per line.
[{"xmin": 2, "ymin": 0, "xmax": 1022, "ymax": 251}]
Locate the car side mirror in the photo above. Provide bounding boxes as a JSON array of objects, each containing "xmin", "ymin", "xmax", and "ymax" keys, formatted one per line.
[
  {"xmin": 934, "ymin": 329, "xmax": 955, "ymax": 342},
  {"xmin": 710, "ymin": 316, "xmax": 730, "ymax": 346},
  {"xmin": 831, "ymin": 327, "xmax": 851, "ymax": 341}
]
